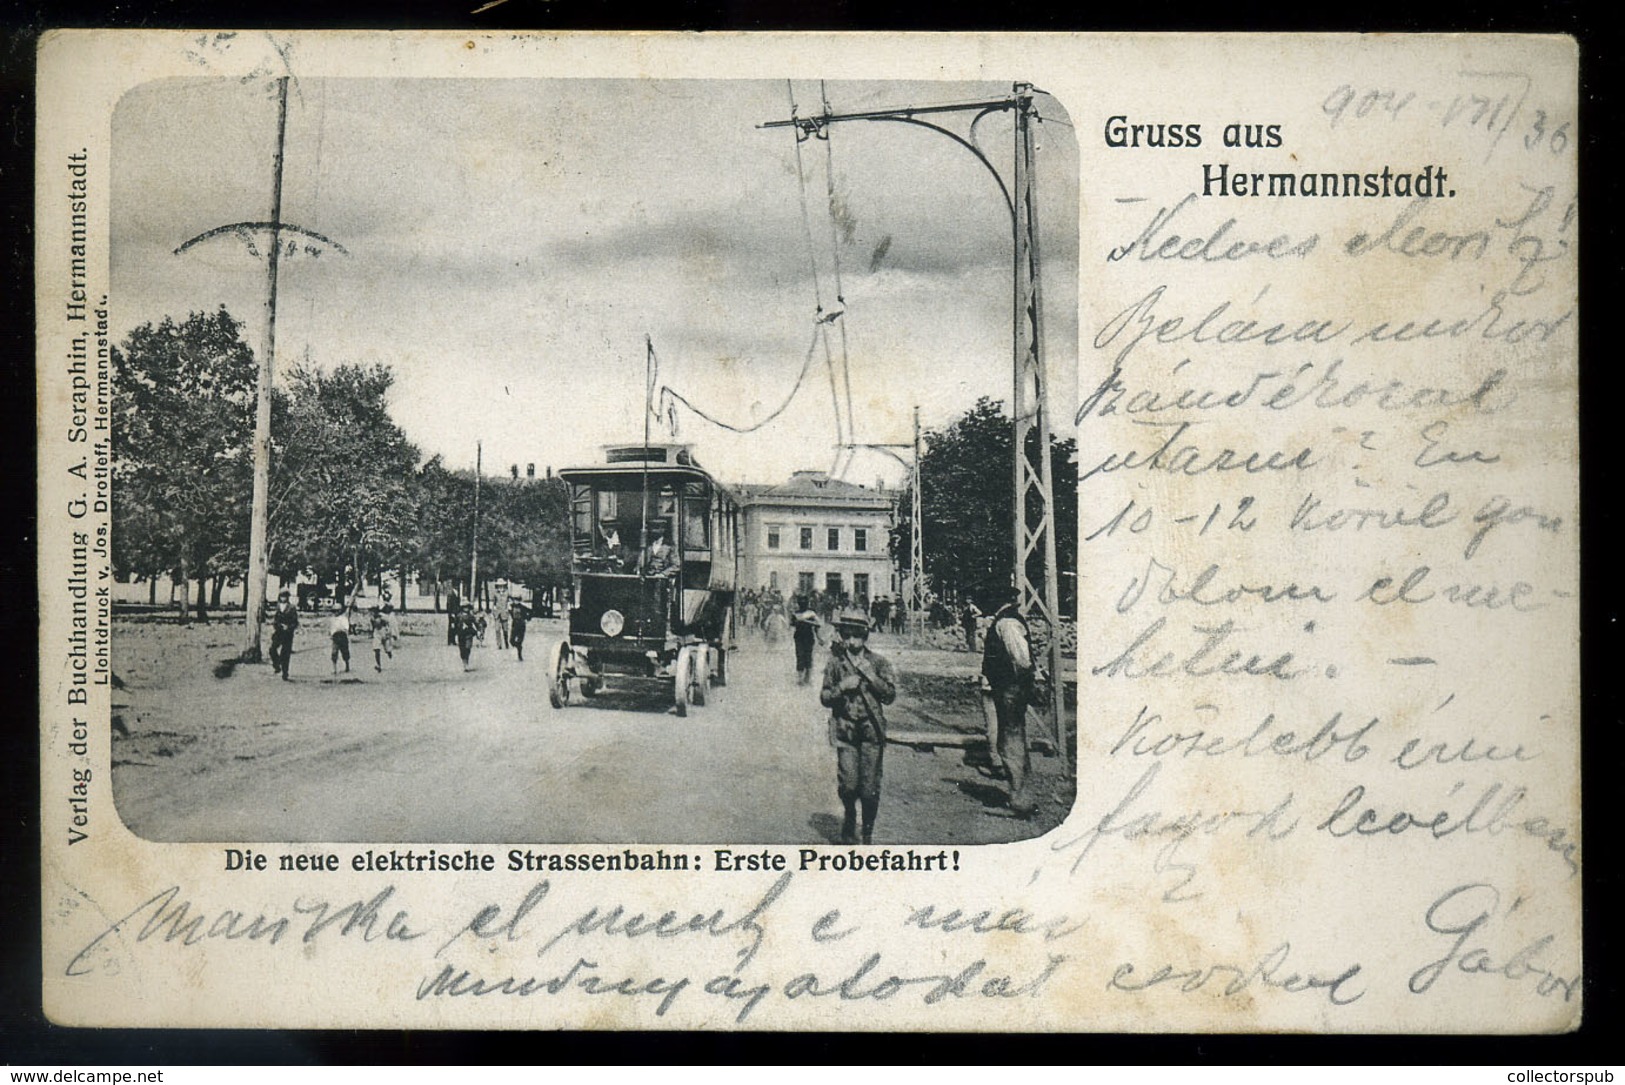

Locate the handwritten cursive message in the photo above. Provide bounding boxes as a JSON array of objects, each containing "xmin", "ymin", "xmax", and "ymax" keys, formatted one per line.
[{"xmin": 1072, "ymin": 44, "xmax": 1580, "ymax": 1029}]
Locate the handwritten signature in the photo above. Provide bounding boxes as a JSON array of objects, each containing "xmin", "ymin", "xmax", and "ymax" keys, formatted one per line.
[{"xmin": 1408, "ymin": 883, "xmax": 1580, "ymax": 1000}]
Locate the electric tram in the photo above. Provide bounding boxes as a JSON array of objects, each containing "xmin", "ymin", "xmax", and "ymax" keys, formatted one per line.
[{"xmin": 549, "ymin": 443, "xmax": 740, "ymax": 715}]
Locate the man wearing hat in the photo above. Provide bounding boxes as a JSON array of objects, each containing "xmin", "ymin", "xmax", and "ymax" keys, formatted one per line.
[
  {"xmin": 268, "ymin": 588, "xmax": 299, "ymax": 680},
  {"xmin": 821, "ymin": 609, "xmax": 898, "ymax": 844}
]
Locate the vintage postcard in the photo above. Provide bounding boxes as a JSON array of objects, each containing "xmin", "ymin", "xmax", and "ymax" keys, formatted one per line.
[{"xmin": 36, "ymin": 31, "xmax": 1579, "ymax": 1030}]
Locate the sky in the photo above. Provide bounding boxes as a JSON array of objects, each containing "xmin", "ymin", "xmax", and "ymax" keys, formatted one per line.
[{"xmin": 112, "ymin": 77, "xmax": 1078, "ymax": 488}]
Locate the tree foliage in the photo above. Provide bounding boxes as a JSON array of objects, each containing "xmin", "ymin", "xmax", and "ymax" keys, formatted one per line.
[
  {"xmin": 894, "ymin": 396, "xmax": 1077, "ymax": 611},
  {"xmin": 268, "ymin": 361, "xmax": 420, "ymax": 599},
  {"xmin": 110, "ymin": 307, "xmax": 257, "ymax": 617},
  {"xmin": 111, "ymin": 306, "xmax": 587, "ymax": 614},
  {"xmin": 408, "ymin": 460, "xmax": 571, "ymax": 600}
]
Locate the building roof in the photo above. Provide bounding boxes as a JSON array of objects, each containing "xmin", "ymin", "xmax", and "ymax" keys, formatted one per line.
[{"xmin": 738, "ymin": 471, "xmax": 895, "ymax": 509}]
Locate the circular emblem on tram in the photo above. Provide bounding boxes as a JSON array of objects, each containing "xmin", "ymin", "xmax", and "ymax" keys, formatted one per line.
[{"xmin": 600, "ymin": 609, "xmax": 625, "ymax": 637}]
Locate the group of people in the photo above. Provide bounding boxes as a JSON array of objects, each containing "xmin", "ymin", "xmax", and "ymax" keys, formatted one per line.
[
  {"xmin": 262, "ymin": 585, "xmax": 534, "ymax": 678},
  {"xmin": 444, "ymin": 587, "xmax": 532, "ymax": 671},
  {"xmin": 264, "ymin": 590, "xmax": 401, "ymax": 679},
  {"xmin": 738, "ymin": 587, "xmax": 907, "ymax": 642},
  {"xmin": 810, "ymin": 590, "xmax": 1041, "ymax": 845}
]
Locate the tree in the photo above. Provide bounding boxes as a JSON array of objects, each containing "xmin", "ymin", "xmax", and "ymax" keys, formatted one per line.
[
  {"xmin": 408, "ymin": 455, "xmax": 475, "ymax": 610},
  {"xmin": 478, "ymin": 475, "xmax": 572, "ymax": 594},
  {"xmin": 111, "ymin": 307, "xmax": 256, "ymax": 621},
  {"xmin": 893, "ymin": 396, "xmax": 1077, "ymax": 612},
  {"xmin": 406, "ymin": 463, "xmax": 572, "ymax": 609},
  {"xmin": 268, "ymin": 362, "xmax": 420, "ymax": 602}
]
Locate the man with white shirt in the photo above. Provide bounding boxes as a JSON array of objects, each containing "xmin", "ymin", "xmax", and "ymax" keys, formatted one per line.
[{"xmin": 982, "ymin": 593, "xmax": 1036, "ymax": 818}]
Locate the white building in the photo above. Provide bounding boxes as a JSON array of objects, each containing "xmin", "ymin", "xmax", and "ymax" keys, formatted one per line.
[{"xmin": 736, "ymin": 470, "xmax": 898, "ymax": 605}]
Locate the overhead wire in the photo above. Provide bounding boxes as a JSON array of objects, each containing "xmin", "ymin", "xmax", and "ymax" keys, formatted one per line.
[
  {"xmin": 652, "ymin": 325, "xmax": 823, "ymax": 435},
  {"xmin": 786, "ymin": 81, "xmax": 848, "ymax": 458},
  {"xmin": 648, "ymin": 82, "xmax": 872, "ymax": 475},
  {"xmin": 820, "ymin": 80, "xmax": 859, "ymax": 475}
]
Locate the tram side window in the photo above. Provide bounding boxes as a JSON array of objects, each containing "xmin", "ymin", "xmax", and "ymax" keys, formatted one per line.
[
  {"xmin": 682, "ymin": 483, "xmax": 710, "ymax": 550},
  {"xmin": 571, "ymin": 486, "xmax": 595, "ymax": 554},
  {"xmin": 594, "ymin": 490, "xmax": 623, "ymax": 555}
]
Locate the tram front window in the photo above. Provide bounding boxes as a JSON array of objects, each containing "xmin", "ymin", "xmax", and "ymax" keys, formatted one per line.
[{"xmin": 574, "ymin": 483, "xmax": 684, "ymax": 573}]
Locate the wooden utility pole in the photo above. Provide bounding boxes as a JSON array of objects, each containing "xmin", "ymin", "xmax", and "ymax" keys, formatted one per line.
[
  {"xmin": 911, "ymin": 407, "xmax": 924, "ymax": 645},
  {"xmin": 242, "ymin": 76, "xmax": 289, "ymax": 662},
  {"xmin": 175, "ymin": 76, "xmax": 347, "ymax": 662},
  {"xmin": 470, "ymin": 441, "xmax": 482, "ymax": 604}
]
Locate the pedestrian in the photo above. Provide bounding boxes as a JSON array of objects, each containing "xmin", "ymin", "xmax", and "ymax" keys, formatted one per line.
[
  {"xmin": 494, "ymin": 584, "xmax": 512, "ymax": 650},
  {"xmin": 268, "ymin": 588, "xmax": 299, "ymax": 680},
  {"xmin": 821, "ymin": 609, "xmax": 898, "ymax": 845},
  {"xmin": 960, "ymin": 599, "xmax": 981, "ymax": 653},
  {"xmin": 791, "ymin": 601, "xmax": 823, "ymax": 686},
  {"xmin": 982, "ymin": 594, "xmax": 1037, "ymax": 818},
  {"xmin": 445, "ymin": 586, "xmax": 461, "ymax": 646},
  {"xmin": 454, "ymin": 601, "xmax": 479, "ymax": 671},
  {"xmin": 369, "ymin": 604, "xmax": 397, "ymax": 673},
  {"xmin": 329, "ymin": 602, "xmax": 354, "ymax": 675},
  {"xmin": 509, "ymin": 596, "xmax": 531, "ymax": 662}
]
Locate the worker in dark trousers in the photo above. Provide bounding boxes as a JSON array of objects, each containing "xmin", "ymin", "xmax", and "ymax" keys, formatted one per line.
[
  {"xmin": 821, "ymin": 610, "xmax": 898, "ymax": 845},
  {"xmin": 982, "ymin": 594, "xmax": 1037, "ymax": 817},
  {"xmin": 445, "ymin": 587, "xmax": 461, "ymax": 646}
]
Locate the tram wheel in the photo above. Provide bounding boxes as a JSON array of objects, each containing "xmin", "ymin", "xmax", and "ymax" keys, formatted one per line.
[
  {"xmin": 674, "ymin": 646, "xmax": 691, "ymax": 717},
  {"xmin": 674, "ymin": 646, "xmax": 705, "ymax": 714},
  {"xmin": 548, "ymin": 640, "xmax": 572, "ymax": 709}
]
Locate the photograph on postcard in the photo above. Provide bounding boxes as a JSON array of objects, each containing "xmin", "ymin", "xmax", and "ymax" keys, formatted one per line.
[
  {"xmin": 41, "ymin": 32, "xmax": 1580, "ymax": 1032},
  {"xmin": 104, "ymin": 75, "xmax": 1080, "ymax": 846}
]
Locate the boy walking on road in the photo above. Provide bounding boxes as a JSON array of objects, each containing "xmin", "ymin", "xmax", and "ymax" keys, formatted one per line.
[
  {"xmin": 821, "ymin": 610, "xmax": 898, "ymax": 845},
  {"xmin": 370, "ymin": 605, "xmax": 397, "ymax": 672},
  {"xmin": 454, "ymin": 601, "xmax": 479, "ymax": 672},
  {"xmin": 329, "ymin": 602, "xmax": 354, "ymax": 675}
]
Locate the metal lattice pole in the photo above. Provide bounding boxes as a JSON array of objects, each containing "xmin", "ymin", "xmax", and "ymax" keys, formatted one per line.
[
  {"xmin": 1009, "ymin": 86, "xmax": 1064, "ymax": 755},
  {"xmin": 764, "ymin": 86, "xmax": 1065, "ymax": 733}
]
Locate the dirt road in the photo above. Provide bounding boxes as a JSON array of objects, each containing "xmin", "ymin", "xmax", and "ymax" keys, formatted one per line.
[{"xmin": 111, "ymin": 615, "xmax": 1074, "ymax": 845}]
